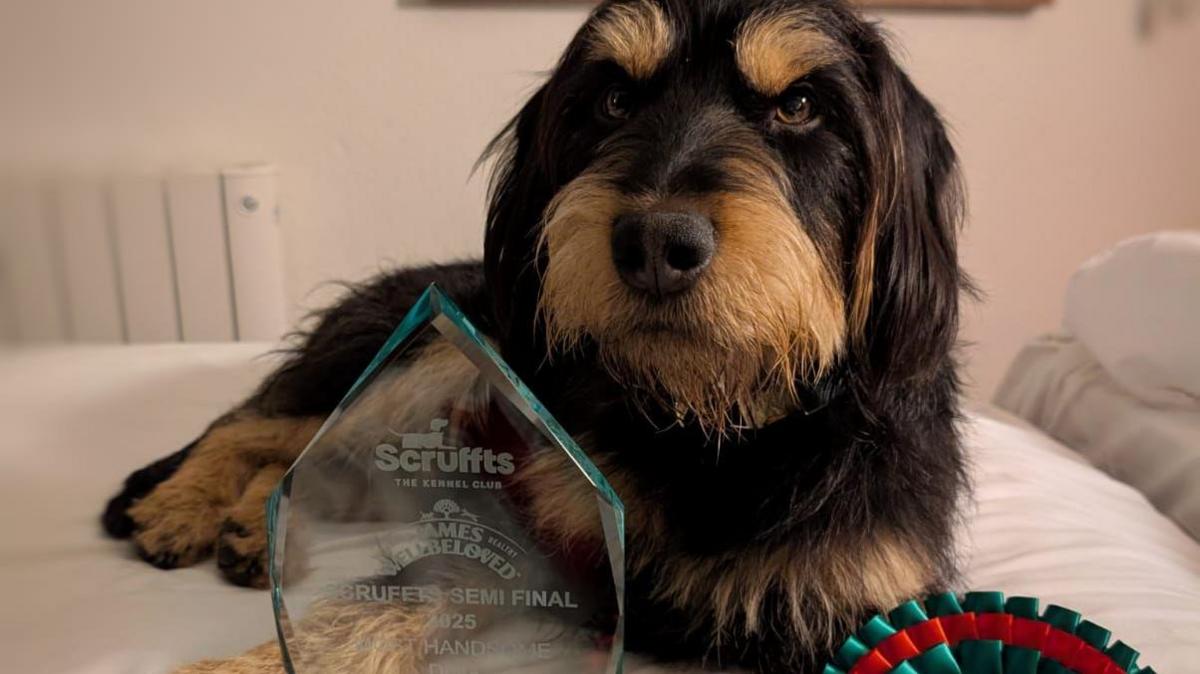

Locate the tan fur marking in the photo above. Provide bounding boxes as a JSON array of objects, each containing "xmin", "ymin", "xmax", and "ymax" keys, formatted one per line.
[
  {"xmin": 516, "ymin": 450, "xmax": 612, "ymax": 541},
  {"xmin": 712, "ymin": 159, "xmax": 847, "ymax": 378},
  {"xmin": 849, "ymin": 202, "xmax": 881, "ymax": 340},
  {"xmin": 652, "ymin": 534, "xmax": 932, "ymax": 651},
  {"xmin": 850, "ymin": 88, "xmax": 921, "ymax": 341},
  {"xmin": 514, "ymin": 435, "xmax": 660, "ymax": 547},
  {"xmin": 536, "ymin": 170, "xmax": 628, "ymax": 358},
  {"xmin": 588, "ymin": 0, "xmax": 673, "ymax": 80},
  {"xmin": 735, "ymin": 8, "xmax": 843, "ymax": 96}
]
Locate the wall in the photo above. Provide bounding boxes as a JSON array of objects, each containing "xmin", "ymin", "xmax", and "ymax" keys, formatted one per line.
[{"xmin": 1, "ymin": 0, "xmax": 1197, "ymax": 397}]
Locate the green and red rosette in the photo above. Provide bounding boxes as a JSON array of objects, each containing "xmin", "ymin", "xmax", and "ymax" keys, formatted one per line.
[{"xmin": 825, "ymin": 591, "xmax": 1156, "ymax": 674}]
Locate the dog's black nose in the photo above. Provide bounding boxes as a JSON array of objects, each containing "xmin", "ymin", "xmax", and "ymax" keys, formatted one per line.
[{"xmin": 611, "ymin": 211, "xmax": 715, "ymax": 297}]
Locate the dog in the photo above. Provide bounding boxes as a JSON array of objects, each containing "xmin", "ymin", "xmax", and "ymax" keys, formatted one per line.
[{"xmin": 102, "ymin": 0, "xmax": 968, "ymax": 670}]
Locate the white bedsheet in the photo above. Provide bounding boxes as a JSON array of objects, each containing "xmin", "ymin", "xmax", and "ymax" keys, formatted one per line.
[
  {"xmin": 996, "ymin": 334, "xmax": 1200, "ymax": 542},
  {"xmin": 1, "ymin": 345, "xmax": 1197, "ymax": 673}
]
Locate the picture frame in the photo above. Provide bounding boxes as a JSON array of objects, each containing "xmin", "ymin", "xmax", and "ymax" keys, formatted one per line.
[{"xmin": 856, "ymin": 0, "xmax": 1050, "ymax": 9}]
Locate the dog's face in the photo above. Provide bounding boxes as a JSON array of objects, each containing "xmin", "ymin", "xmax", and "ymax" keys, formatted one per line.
[{"xmin": 487, "ymin": 0, "xmax": 963, "ymax": 432}]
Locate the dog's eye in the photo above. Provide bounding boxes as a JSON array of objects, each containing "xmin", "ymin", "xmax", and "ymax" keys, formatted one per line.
[
  {"xmin": 776, "ymin": 85, "xmax": 817, "ymax": 126},
  {"xmin": 600, "ymin": 85, "xmax": 634, "ymax": 121}
]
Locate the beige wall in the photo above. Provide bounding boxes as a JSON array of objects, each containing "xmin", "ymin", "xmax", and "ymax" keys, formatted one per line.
[{"xmin": 1, "ymin": 0, "xmax": 1197, "ymax": 397}]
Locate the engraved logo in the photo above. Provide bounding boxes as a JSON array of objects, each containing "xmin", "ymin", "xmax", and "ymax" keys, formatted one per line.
[
  {"xmin": 374, "ymin": 419, "xmax": 515, "ymax": 476},
  {"xmin": 382, "ymin": 499, "xmax": 524, "ymax": 580}
]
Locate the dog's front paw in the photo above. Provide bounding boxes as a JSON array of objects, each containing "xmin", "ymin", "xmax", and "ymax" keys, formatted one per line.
[
  {"xmin": 128, "ymin": 485, "xmax": 223, "ymax": 569},
  {"xmin": 217, "ymin": 464, "xmax": 285, "ymax": 588},
  {"xmin": 217, "ymin": 517, "xmax": 268, "ymax": 588}
]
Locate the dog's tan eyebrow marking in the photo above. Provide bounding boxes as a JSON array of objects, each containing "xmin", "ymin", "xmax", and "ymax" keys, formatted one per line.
[
  {"xmin": 586, "ymin": 0, "xmax": 673, "ymax": 80},
  {"xmin": 735, "ymin": 9, "xmax": 842, "ymax": 96}
]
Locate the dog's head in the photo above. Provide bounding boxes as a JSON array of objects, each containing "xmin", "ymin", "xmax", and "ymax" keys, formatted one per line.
[{"xmin": 486, "ymin": 0, "xmax": 964, "ymax": 433}]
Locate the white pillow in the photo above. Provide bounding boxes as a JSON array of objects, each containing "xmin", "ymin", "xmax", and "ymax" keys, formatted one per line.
[{"xmin": 1064, "ymin": 231, "xmax": 1200, "ymax": 409}]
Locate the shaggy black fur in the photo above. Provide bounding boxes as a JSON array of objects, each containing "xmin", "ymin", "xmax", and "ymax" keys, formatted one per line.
[{"xmin": 103, "ymin": 1, "xmax": 970, "ymax": 671}]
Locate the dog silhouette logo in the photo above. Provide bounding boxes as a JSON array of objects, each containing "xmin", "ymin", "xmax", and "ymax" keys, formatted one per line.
[{"xmin": 397, "ymin": 418, "xmax": 454, "ymax": 450}]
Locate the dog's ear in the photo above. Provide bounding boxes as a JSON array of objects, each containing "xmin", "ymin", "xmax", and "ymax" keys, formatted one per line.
[
  {"xmin": 848, "ymin": 34, "xmax": 966, "ymax": 385},
  {"xmin": 482, "ymin": 83, "xmax": 554, "ymax": 356},
  {"xmin": 483, "ymin": 6, "xmax": 618, "ymax": 356}
]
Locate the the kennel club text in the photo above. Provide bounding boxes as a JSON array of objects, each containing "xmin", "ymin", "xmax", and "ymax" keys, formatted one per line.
[{"xmin": 341, "ymin": 584, "xmax": 579, "ymax": 610}]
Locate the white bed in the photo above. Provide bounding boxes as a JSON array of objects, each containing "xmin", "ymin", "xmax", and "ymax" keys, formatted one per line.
[
  {"xmin": 2, "ymin": 344, "xmax": 1198, "ymax": 673},
  {"xmin": 996, "ymin": 334, "xmax": 1200, "ymax": 543}
]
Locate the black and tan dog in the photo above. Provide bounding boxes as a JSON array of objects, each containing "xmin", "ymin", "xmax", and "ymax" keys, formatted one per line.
[{"xmin": 103, "ymin": 0, "xmax": 969, "ymax": 670}]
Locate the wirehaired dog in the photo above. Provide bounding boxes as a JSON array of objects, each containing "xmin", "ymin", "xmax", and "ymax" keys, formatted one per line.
[{"xmin": 103, "ymin": 0, "xmax": 968, "ymax": 670}]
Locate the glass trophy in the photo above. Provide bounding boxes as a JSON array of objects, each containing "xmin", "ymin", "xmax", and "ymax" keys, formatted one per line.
[{"xmin": 267, "ymin": 285, "xmax": 625, "ymax": 674}]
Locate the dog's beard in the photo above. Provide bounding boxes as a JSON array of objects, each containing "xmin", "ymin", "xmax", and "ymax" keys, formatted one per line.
[
  {"xmin": 536, "ymin": 167, "xmax": 849, "ymax": 435},
  {"xmin": 594, "ymin": 328, "xmax": 800, "ymax": 435}
]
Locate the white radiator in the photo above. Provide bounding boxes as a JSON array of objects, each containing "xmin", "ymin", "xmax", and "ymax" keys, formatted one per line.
[{"xmin": 0, "ymin": 164, "xmax": 286, "ymax": 344}]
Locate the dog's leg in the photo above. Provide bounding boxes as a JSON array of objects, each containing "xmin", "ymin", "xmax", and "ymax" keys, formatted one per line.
[{"xmin": 126, "ymin": 414, "xmax": 321, "ymax": 572}]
